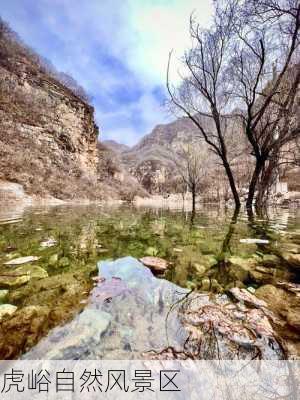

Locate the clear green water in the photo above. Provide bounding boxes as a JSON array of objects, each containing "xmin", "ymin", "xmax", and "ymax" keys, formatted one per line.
[{"xmin": 0, "ymin": 204, "xmax": 299, "ymax": 358}]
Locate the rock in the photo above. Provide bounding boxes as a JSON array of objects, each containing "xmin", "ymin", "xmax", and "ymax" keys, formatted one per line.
[
  {"xmin": 276, "ymin": 281, "xmax": 300, "ymax": 295},
  {"xmin": 255, "ymin": 285, "xmax": 288, "ymax": 316},
  {"xmin": 201, "ymin": 277, "xmax": 211, "ymax": 291},
  {"xmin": 229, "ymin": 287, "xmax": 267, "ymax": 308},
  {"xmin": 48, "ymin": 254, "xmax": 58, "ymax": 266},
  {"xmin": 247, "ymin": 286, "xmax": 256, "ymax": 294},
  {"xmin": 261, "ymin": 254, "xmax": 280, "ymax": 267},
  {"xmin": 0, "ymin": 290, "xmax": 8, "ymax": 302},
  {"xmin": 282, "ymin": 253, "xmax": 300, "ymax": 269},
  {"xmin": 228, "ymin": 256, "xmax": 257, "ymax": 282},
  {"xmin": 139, "ymin": 256, "xmax": 168, "ymax": 273},
  {"xmin": 211, "ymin": 279, "xmax": 222, "ymax": 293},
  {"xmin": 40, "ymin": 238, "xmax": 57, "ymax": 248},
  {"xmin": 15, "ymin": 265, "xmax": 48, "ymax": 280},
  {"xmin": 287, "ymin": 308, "xmax": 300, "ymax": 331},
  {"xmin": 186, "ymin": 281, "xmax": 196, "ymax": 291},
  {"xmin": 193, "ymin": 263, "xmax": 206, "ymax": 277},
  {"xmin": 0, "ymin": 265, "xmax": 47, "ymax": 289},
  {"xmin": 145, "ymin": 246, "xmax": 159, "ymax": 256},
  {"xmin": 249, "ymin": 270, "xmax": 274, "ymax": 285},
  {"xmin": 255, "ymin": 266, "xmax": 275, "ymax": 274},
  {"xmin": 246, "ymin": 309, "xmax": 274, "ymax": 337},
  {"xmin": 0, "ymin": 304, "xmax": 17, "ymax": 320},
  {"xmin": 0, "ymin": 305, "xmax": 50, "ymax": 359},
  {"xmin": 225, "ymin": 281, "xmax": 246, "ymax": 291},
  {"xmin": 240, "ymin": 238, "xmax": 269, "ymax": 244},
  {"xmin": 58, "ymin": 257, "xmax": 70, "ymax": 268},
  {"xmin": 4, "ymin": 256, "xmax": 40, "ymax": 265},
  {"xmin": 202, "ymin": 255, "xmax": 217, "ymax": 269},
  {"xmin": 0, "ymin": 274, "xmax": 30, "ymax": 288},
  {"xmin": 173, "ymin": 248, "xmax": 183, "ymax": 253}
]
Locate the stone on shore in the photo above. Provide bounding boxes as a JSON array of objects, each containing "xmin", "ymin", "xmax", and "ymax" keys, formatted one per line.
[
  {"xmin": 4, "ymin": 256, "xmax": 40, "ymax": 265},
  {"xmin": 139, "ymin": 256, "xmax": 168, "ymax": 273}
]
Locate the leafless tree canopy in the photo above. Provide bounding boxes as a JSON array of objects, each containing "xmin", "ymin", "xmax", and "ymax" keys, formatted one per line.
[{"xmin": 167, "ymin": 0, "xmax": 300, "ymax": 212}]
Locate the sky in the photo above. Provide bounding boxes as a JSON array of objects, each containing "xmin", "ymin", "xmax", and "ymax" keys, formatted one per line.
[{"xmin": 0, "ymin": 0, "xmax": 213, "ymax": 146}]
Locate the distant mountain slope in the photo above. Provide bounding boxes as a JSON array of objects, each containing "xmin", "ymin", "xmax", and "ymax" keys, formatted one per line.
[
  {"xmin": 102, "ymin": 140, "xmax": 130, "ymax": 154},
  {"xmin": 120, "ymin": 117, "xmax": 205, "ymax": 193}
]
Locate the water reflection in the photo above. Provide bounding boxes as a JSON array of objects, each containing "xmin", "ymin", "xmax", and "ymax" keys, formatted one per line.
[{"xmin": 0, "ymin": 204, "xmax": 298, "ymax": 359}]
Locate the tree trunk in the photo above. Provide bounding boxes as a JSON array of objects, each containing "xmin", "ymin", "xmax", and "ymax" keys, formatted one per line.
[
  {"xmin": 192, "ymin": 189, "xmax": 196, "ymax": 213},
  {"xmin": 223, "ymin": 159, "xmax": 241, "ymax": 210},
  {"xmin": 246, "ymin": 160, "xmax": 265, "ymax": 211},
  {"xmin": 255, "ymin": 156, "xmax": 279, "ymax": 213}
]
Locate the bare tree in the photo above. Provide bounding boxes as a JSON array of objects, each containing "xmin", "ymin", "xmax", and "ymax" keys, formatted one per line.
[
  {"xmin": 167, "ymin": 0, "xmax": 300, "ymax": 213},
  {"xmin": 167, "ymin": 3, "xmax": 244, "ymax": 210},
  {"xmin": 227, "ymin": 0, "xmax": 300, "ymax": 212},
  {"xmin": 173, "ymin": 144, "xmax": 208, "ymax": 212}
]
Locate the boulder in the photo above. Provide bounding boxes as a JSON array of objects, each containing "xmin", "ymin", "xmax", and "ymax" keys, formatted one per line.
[
  {"xmin": 0, "ymin": 274, "xmax": 30, "ymax": 288},
  {"xmin": 14, "ymin": 265, "xmax": 48, "ymax": 280},
  {"xmin": 228, "ymin": 256, "xmax": 257, "ymax": 282},
  {"xmin": 4, "ymin": 256, "xmax": 40, "ymax": 265},
  {"xmin": 229, "ymin": 287, "xmax": 267, "ymax": 308},
  {"xmin": 139, "ymin": 256, "xmax": 168, "ymax": 273},
  {"xmin": 193, "ymin": 263, "xmax": 206, "ymax": 278},
  {"xmin": 0, "ymin": 304, "xmax": 17, "ymax": 320},
  {"xmin": 201, "ymin": 277, "xmax": 211, "ymax": 291},
  {"xmin": 287, "ymin": 308, "xmax": 300, "ymax": 332},
  {"xmin": 255, "ymin": 285, "xmax": 289, "ymax": 317},
  {"xmin": 240, "ymin": 238, "xmax": 269, "ymax": 244},
  {"xmin": 282, "ymin": 253, "xmax": 300, "ymax": 269},
  {"xmin": 40, "ymin": 238, "xmax": 57, "ymax": 248},
  {"xmin": 145, "ymin": 246, "xmax": 159, "ymax": 256},
  {"xmin": 0, "ymin": 290, "xmax": 9, "ymax": 302},
  {"xmin": 261, "ymin": 254, "xmax": 280, "ymax": 267}
]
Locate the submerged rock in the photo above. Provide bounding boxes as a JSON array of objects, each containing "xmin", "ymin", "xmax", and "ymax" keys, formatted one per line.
[
  {"xmin": 4, "ymin": 256, "xmax": 40, "ymax": 265},
  {"xmin": 0, "ymin": 305, "xmax": 50, "ymax": 359},
  {"xmin": 261, "ymin": 254, "xmax": 281, "ymax": 267},
  {"xmin": 40, "ymin": 238, "xmax": 57, "ymax": 248},
  {"xmin": 228, "ymin": 256, "xmax": 257, "ymax": 282},
  {"xmin": 287, "ymin": 308, "xmax": 300, "ymax": 332},
  {"xmin": 0, "ymin": 265, "xmax": 47, "ymax": 289},
  {"xmin": 240, "ymin": 238, "xmax": 269, "ymax": 244},
  {"xmin": 0, "ymin": 290, "xmax": 9, "ymax": 302},
  {"xmin": 229, "ymin": 288, "xmax": 267, "ymax": 308},
  {"xmin": 282, "ymin": 253, "xmax": 300, "ymax": 269},
  {"xmin": 15, "ymin": 265, "xmax": 48, "ymax": 280},
  {"xmin": 23, "ymin": 257, "xmax": 283, "ymax": 361},
  {"xmin": 145, "ymin": 246, "xmax": 159, "ymax": 256},
  {"xmin": 0, "ymin": 274, "xmax": 30, "ymax": 288},
  {"xmin": 0, "ymin": 304, "xmax": 17, "ymax": 320},
  {"xmin": 139, "ymin": 256, "xmax": 168, "ymax": 273}
]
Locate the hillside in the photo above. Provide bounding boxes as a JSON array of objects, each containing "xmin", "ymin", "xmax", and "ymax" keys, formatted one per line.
[
  {"xmin": 119, "ymin": 114, "xmax": 299, "ymax": 201},
  {"xmin": 0, "ymin": 19, "xmax": 143, "ymax": 203},
  {"xmin": 120, "ymin": 116, "xmax": 251, "ymax": 197},
  {"xmin": 102, "ymin": 140, "xmax": 130, "ymax": 154}
]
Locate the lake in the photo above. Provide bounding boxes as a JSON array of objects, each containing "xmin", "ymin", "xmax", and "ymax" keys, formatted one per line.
[{"xmin": 0, "ymin": 204, "xmax": 299, "ymax": 359}]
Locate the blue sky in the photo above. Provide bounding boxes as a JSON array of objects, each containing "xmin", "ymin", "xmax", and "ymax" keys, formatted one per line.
[{"xmin": 0, "ymin": 0, "xmax": 213, "ymax": 145}]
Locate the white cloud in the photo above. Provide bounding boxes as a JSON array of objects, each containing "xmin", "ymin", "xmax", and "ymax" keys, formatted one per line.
[{"xmin": 126, "ymin": 0, "xmax": 213, "ymax": 84}]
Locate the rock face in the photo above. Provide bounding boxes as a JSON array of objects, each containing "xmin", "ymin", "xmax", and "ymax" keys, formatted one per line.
[
  {"xmin": 0, "ymin": 21, "xmax": 138, "ymax": 201},
  {"xmin": 0, "ymin": 26, "xmax": 100, "ymax": 200}
]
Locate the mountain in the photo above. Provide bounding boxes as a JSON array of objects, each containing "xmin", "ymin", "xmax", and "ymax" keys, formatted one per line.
[
  {"xmin": 121, "ymin": 117, "xmax": 206, "ymax": 193},
  {"xmin": 102, "ymin": 140, "xmax": 130, "ymax": 154},
  {"xmin": 0, "ymin": 18, "xmax": 144, "ymax": 203}
]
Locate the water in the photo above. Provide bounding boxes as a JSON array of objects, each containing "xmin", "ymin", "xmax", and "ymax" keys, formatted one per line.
[{"xmin": 0, "ymin": 204, "xmax": 299, "ymax": 359}]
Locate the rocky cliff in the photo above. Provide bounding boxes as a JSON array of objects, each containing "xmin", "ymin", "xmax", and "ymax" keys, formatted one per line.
[{"xmin": 0, "ymin": 19, "xmax": 143, "ymax": 202}]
